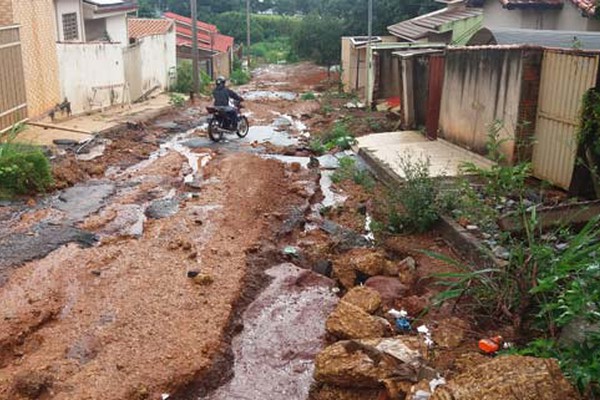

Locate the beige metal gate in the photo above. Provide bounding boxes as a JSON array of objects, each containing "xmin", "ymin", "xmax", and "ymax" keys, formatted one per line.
[
  {"xmin": 533, "ymin": 50, "xmax": 599, "ymax": 190},
  {"xmin": 0, "ymin": 25, "xmax": 27, "ymax": 133}
]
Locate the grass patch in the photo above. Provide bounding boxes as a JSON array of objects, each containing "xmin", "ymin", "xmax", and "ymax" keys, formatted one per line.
[{"xmin": 331, "ymin": 156, "xmax": 374, "ymax": 190}]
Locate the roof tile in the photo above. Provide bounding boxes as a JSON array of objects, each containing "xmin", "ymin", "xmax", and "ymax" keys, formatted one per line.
[{"xmin": 128, "ymin": 18, "xmax": 174, "ymax": 39}]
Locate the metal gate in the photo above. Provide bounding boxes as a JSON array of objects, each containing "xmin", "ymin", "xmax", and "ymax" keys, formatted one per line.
[
  {"xmin": 533, "ymin": 50, "xmax": 599, "ymax": 190},
  {"xmin": 0, "ymin": 25, "xmax": 27, "ymax": 133},
  {"xmin": 426, "ymin": 54, "xmax": 445, "ymax": 140}
]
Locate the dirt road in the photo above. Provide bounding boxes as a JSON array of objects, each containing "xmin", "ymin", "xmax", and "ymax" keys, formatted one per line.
[{"xmin": 0, "ymin": 63, "xmax": 336, "ymax": 399}]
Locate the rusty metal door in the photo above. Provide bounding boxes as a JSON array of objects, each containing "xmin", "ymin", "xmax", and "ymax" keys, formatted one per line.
[
  {"xmin": 533, "ymin": 50, "xmax": 599, "ymax": 189},
  {"xmin": 425, "ymin": 54, "xmax": 445, "ymax": 140},
  {"xmin": 0, "ymin": 25, "xmax": 27, "ymax": 133}
]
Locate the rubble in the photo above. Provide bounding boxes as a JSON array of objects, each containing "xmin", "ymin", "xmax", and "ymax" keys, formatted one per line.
[
  {"xmin": 314, "ymin": 337, "xmax": 424, "ymax": 389},
  {"xmin": 341, "ymin": 286, "xmax": 382, "ymax": 314},
  {"xmin": 365, "ymin": 276, "xmax": 408, "ymax": 306},
  {"xmin": 326, "ymin": 301, "xmax": 388, "ymax": 339},
  {"xmin": 431, "ymin": 356, "xmax": 580, "ymax": 400}
]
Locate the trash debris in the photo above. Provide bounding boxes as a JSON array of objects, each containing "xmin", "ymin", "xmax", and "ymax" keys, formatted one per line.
[
  {"xmin": 283, "ymin": 246, "xmax": 300, "ymax": 257},
  {"xmin": 389, "ymin": 309, "xmax": 411, "ymax": 332},
  {"xmin": 413, "ymin": 390, "xmax": 431, "ymax": 400},
  {"xmin": 417, "ymin": 325, "xmax": 434, "ymax": 348},
  {"xmin": 478, "ymin": 336, "xmax": 503, "ymax": 354},
  {"xmin": 161, "ymin": 394, "xmax": 170, "ymax": 400},
  {"xmin": 429, "ymin": 377, "xmax": 446, "ymax": 392},
  {"xmin": 363, "ymin": 213, "xmax": 375, "ymax": 243}
]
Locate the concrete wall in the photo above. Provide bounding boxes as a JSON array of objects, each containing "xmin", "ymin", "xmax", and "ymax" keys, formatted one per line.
[
  {"xmin": 138, "ymin": 29, "xmax": 176, "ymax": 94},
  {"xmin": 105, "ymin": 14, "xmax": 127, "ymax": 44},
  {"xmin": 57, "ymin": 42, "xmax": 125, "ymax": 114},
  {"xmin": 55, "ymin": 0, "xmax": 85, "ymax": 41},
  {"xmin": 439, "ymin": 48, "xmax": 525, "ymax": 161},
  {"xmin": 0, "ymin": 0, "xmax": 13, "ymax": 25},
  {"xmin": 12, "ymin": 0, "xmax": 61, "ymax": 117}
]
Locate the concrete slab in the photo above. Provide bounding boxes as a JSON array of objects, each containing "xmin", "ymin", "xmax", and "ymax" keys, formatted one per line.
[
  {"xmin": 356, "ymin": 131, "xmax": 494, "ymax": 178},
  {"xmin": 14, "ymin": 94, "xmax": 172, "ymax": 147}
]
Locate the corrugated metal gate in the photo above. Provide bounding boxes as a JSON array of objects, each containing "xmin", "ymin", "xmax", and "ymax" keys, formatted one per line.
[
  {"xmin": 533, "ymin": 50, "xmax": 599, "ymax": 190},
  {"xmin": 426, "ymin": 54, "xmax": 445, "ymax": 140},
  {"xmin": 0, "ymin": 25, "xmax": 27, "ymax": 133}
]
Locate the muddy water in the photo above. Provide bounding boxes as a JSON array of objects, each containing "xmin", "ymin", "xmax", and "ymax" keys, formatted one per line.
[{"xmin": 203, "ymin": 264, "xmax": 338, "ymax": 400}]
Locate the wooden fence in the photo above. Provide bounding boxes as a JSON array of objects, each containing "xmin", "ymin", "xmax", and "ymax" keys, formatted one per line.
[{"xmin": 0, "ymin": 25, "xmax": 27, "ymax": 133}]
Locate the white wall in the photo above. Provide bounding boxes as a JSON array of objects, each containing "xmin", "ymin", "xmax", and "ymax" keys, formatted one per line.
[
  {"xmin": 57, "ymin": 43, "xmax": 125, "ymax": 113},
  {"xmin": 55, "ymin": 0, "xmax": 85, "ymax": 41},
  {"xmin": 482, "ymin": 0, "xmax": 595, "ymax": 31},
  {"xmin": 137, "ymin": 29, "xmax": 177, "ymax": 95},
  {"xmin": 105, "ymin": 14, "xmax": 128, "ymax": 44}
]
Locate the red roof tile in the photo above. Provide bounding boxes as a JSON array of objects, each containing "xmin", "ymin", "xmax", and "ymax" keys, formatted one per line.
[
  {"xmin": 163, "ymin": 11, "xmax": 234, "ymax": 53},
  {"xmin": 128, "ymin": 18, "xmax": 174, "ymax": 39}
]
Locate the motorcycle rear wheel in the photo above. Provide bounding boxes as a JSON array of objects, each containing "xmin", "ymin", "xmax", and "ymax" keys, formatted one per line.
[
  {"xmin": 236, "ymin": 116, "xmax": 250, "ymax": 138},
  {"xmin": 208, "ymin": 118, "xmax": 224, "ymax": 142}
]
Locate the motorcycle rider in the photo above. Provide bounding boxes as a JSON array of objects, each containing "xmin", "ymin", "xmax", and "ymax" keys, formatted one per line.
[{"xmin": 212, "ymin": 76, "xmax": 243, "ymax": 129}]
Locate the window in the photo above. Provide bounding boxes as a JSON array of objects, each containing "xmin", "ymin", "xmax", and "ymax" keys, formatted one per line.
[{"xmin": 62, "ymin": 13, "xmax": 79, "ymax": 41}]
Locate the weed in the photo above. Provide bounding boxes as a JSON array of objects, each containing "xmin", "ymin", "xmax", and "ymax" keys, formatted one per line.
[
  {"xmin": 168, "ymin": 93, "xmax": 186, "ymax": 108},
  {"xmin": 331, "ymin": 156, "xmax": 374, "ymax": 190},
  {"xmin": 309, "ymin": 139, "xmax": 326, "ymax": 156},
  {"xmin": 321, "ymin": 104, "xmax": 334, "ymax": 115},
  {"xmin": 366, "ymin": 116, "xmax": 383, "ymax": 132},
  {"xmin": 321, "ymin": 122, "xmax": 356, "ymax": 151},
  {"xmin": 301, "ymin": 92, "xmax": 316, "ymax": 101}
]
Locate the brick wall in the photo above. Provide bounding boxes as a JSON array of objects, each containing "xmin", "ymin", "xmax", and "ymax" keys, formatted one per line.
[
  {"xmin": 0, "ymin": 0, "xmax": 13, "ymax": 26},
  {"xmin": 12, "ymin": 0, "xmax": 60, "ymax": 117}
]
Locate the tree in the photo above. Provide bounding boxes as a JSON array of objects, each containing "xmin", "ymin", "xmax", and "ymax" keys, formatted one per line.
[{"xmin": 291, "ymin": 13, "xmax": 343, "ymax": 75}]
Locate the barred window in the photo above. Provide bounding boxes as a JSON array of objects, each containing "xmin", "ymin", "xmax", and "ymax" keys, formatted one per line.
[{"xmin": 62, "ymin": 13, "xmax": 79, "ymax": 41}]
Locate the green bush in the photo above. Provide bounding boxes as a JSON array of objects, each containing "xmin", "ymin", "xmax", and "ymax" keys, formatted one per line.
[
  {"xmin": 230, "ymin": 68, "xmax": 251, "ymax": 86},
  {"xmin": 0, "ymin": 143, "xmax": 53, "ymax": 197},
  {"xmin": 390, "ymin": 154, "xmax": 440, "ymax": 233},
  {"xmin": 168, "ymin": 93, "xmax": 186, "ymax": 108},
  {"xmin": 321, "ymin": 122, "xmax": 356, "ymax": 150},
  {"xmin": 173, "ymin": 61, "xmax": 212, "ymax": 94}
]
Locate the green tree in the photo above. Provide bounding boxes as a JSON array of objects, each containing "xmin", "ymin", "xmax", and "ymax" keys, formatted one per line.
[{"xmin": 291, "ymin": 13, "xmax": 343, "ymax": 74}]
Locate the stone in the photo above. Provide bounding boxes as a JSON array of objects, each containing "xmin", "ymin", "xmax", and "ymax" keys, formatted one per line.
[
  {"xmin": 326, "ymin": 301, "xmax": 387, "ymax": 339},
  {"xmin": 350, "ymin": 249, "xmax": 386, "ymax": 276},
  {"xmin": 432, "ymin": 317, "xmax": 470, "ymax": 349},
  {"xmin": 314, "ymin": 337, "xmax": 424, "ymax": 388},
  {"xmin": 341, "ymin": 287, "xmax": 382, "ymax": 314},
  {"xmin": 310, "ymin": 384, "xmax": 383, "ymax": 400},
  {"xmin": 332, "ymin": 262, "xmax": 357, "ymax": 290},
  {"xmin": 313, "ymin": 260, "xmax": 333, "ymax": 278},
  {"xmin": 365, "ymin": 276, "xmax": 408, "ymax": 306},
  {"xmin": 431, "ymin": 356, "xmax": 580, "ymax": 400},
  {"xmin": 290, "ymin": 162, "xmax": 302, "ymax": 172},
  {"xmin": 193, "ymin": 274, "xmax": 214, "ymax": 286}
]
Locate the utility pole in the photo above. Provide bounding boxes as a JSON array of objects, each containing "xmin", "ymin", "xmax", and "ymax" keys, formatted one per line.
[
  {"xmin": 246, "ymin": 0, "xmax": 251, "ymax": 67},
  {"xmin": 366, "ymin": 0, "xmax": 373, "ymax": 106},
  {"xmin": 191, "ymin": 0, "xmax": 199, "ymax": 99}
]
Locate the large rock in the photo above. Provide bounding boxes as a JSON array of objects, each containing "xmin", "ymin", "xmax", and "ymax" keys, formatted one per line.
[
  {"xmin": 342, "ymin": 287, "xmax": 382, "ymax": 314},
  {"xmin": 333, "ymin": 249, "xmax": 398, "ymax": 290},
  {"xmin": 365, "ymin": 276, "xmax": 408, "ymax": 306},
  {"xmin": 314, "ymin": 337, "xmax": 424, "ymax": 389},
  {"xmin": 349, "ymin": 249, "xmax": 387, "ymax": 276},
  {"xmin": 431, "ymin": 355, "xmax": 580, "ymax": 400},
  {"xmin": 333, "ymin": 262, "xmax": 357, "ymax": 290},
  {"xmin": 326, "ymin": 301, "xmax": 387, "ymax": 339},
  {"xmin": 310, "ymin": 384, "xmax": 383, "ymax": 400}
]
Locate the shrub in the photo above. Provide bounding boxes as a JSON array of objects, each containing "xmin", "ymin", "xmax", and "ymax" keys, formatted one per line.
[
  {"xmin": 172, "ymin": 61, "xmax": 212, "ymax": 94},
  {"xmin": 0, "ymin": 143, "xmax": 53, "ymax": 197},
  {"xmin": 321, "ymin": 122, "xmax": 356, "ymax": 150},
  {"xmin": 390, "ymin": 153, "xmax": 440, "ymax": 233},
  {"xmin": 230, "ymin": 68, "xmax": 251, "ymax": 86}
]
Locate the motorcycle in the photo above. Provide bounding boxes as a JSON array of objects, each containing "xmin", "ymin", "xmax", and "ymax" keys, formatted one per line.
[{"xmin": 206, "ymin": 100, "xmax": 250, "ymax": 142}]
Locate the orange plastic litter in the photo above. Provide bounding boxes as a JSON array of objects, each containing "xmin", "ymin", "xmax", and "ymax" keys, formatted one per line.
[{"xmin": 478, "ymin": 335, "xmax": 503, "ymax": 354}]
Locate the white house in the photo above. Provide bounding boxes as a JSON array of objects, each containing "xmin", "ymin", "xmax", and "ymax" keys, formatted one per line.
[{"xmin": 474, "ymin": 0, "xmax": 600, "ymax": 31}]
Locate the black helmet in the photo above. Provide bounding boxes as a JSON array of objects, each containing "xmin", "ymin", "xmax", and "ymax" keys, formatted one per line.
[{"xmin": 216, "ymin": 76, "xmax": 226, "ymax": 86}]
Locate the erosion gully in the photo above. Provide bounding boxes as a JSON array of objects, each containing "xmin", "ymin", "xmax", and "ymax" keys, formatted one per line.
[{"xmin": 0, "ymin": 64, "xmax": 361, "ymax": 400}]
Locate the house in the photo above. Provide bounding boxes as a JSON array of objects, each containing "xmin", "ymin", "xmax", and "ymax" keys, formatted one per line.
[
  {"xmin": 54, "ymin": 0, "xmax": 137, "ymax": 44},
  {"xmin": 164, "ymin": 12, "xmax": 235, "ymax": 79},
  {"xmin": 388, "ymin": 0, "xmax": 483, "ymax": 45},
  {"xmin": 468, "ymin": 27, "xmax": 600, "ymax": 48},
  {"xmin": 477, "ymin": 0, "xmax": 600, "ymax": 31},
  {"xmin": 0, "ymin": 0, "xmax": 61, "ymax": 122}
]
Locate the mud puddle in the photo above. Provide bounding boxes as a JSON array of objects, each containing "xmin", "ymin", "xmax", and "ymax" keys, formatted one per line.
[
  {"xmin": 242, "ymin": 90, "xmax": 298, "ymax": 102},
  {"xmin": 202, "ymin": 263, "xmax": 338, "ymax": 400}
]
